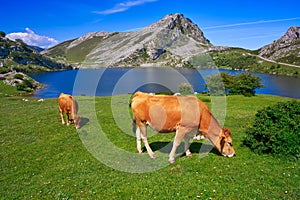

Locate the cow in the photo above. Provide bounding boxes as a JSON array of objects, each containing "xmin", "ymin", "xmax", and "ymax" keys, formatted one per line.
[
  {"xmin": 58, "ymin": 93, "xmax": 80, "ymax": 129},
  {"xmin": 131, "ymin": 91, "xmax": 235, "ymax": 164}
]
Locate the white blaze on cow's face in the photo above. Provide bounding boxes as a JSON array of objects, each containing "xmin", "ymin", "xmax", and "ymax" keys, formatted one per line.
[
  {"xmin": 72, "ymin": 116, "xmax": 80, "ymax": 129},
  {"xmin": 220, "ymin": 128, "xmax": 235, "ymax": 157}
]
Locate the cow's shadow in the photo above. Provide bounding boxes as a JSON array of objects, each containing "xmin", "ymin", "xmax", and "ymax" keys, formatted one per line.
[
  {"xmin": 144, "ymin": 141, "xmax": 221, "ymax": 156},
  {"xmin": 79, "ymin": 117, "xmax": 89, "ymax": 128}
]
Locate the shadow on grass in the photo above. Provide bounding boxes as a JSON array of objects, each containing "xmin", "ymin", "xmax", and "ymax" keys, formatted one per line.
[
  {"xmin": 143, "ymin": 141, "xmax": 221, "ymax": 157},
  {"xmin": 79, "ymin": 117, "xmax": 89, "ymax": 128}
]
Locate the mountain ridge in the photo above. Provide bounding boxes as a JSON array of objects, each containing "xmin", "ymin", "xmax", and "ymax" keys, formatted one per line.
[
  {"xmin": 43, "ymin": 13, "xmax": 229, "ymax": 67},
  {"xmin": 43, "ymin": 13, "xmax": 299, "ymax": 68}
]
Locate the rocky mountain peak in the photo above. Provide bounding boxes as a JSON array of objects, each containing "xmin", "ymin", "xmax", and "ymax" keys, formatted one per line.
[
  {"xmin": 259, "ymin": 26, "xmax": 300, "ymax": 65},
  {"xmin": 280, "ymin": 26, "xmax": 300, "ymax": 41},
  {"xmin": 147, "ymin": 13, "xmax": 186, "ymax": 29},
  {"xmin": 144, "ymin": 13, "xmax": 210, "ymax": 45}
]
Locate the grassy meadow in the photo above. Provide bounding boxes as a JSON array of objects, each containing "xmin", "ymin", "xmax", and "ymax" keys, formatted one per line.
[{"xmin": 0, "ymin": 87, "xmax": 299, "ymax": 199}]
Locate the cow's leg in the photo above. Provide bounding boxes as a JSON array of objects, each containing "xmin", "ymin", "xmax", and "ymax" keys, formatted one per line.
[
  {"xmin": 139, "ymin": 125, "xmax": 156, "ymax": 159},
  {"xmin": 66, "ymin": 112, "xmax": 71, "ymax": 126},
  {"xmin": 135, "ymin": 126, "xmax": 143, "ymax": 154},
  {"xmin": 184, "ymin": 135, "xmax": 192, "ymax": 157},
  {"xmin": 59, "ymin": 109, "xmax": 65, "ymax": 125},
  {"xmin": 169, "ymin": 126, "xmax": 188, "ymax": 164}
]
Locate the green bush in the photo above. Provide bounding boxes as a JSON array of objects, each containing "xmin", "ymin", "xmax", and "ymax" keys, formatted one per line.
[
  {"xmin": 243, "ymin": 101, "xmax": 300, "ymax": 160},
  {"xmin": 204, "ymin": 73, "xmax": 226, "ymax": 96},
  {"xmin": 16, "ymin": 79, "xmax": 34, "ymax": 92},
  {"xmin": 179, "ymin": 83, "xmax": 193, "ymax": 95},
  {"xmin": 14, "ymin": 73, "xmax": 24, "ymax": 80}
]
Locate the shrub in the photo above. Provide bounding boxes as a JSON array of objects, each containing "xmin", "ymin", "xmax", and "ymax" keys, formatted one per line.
[
  {"xmin": 16, "ymin": 79, "xmax": 34, "ymax": 92},
  {"xmin": 14, "ymin": 73, "xmax": 24, "ymax": 80},
  {"xmin": 179, "ymin": 83, "xmax": 193, "ymax": 95},
  {"xmin": 243, "ymin": 101, "xmax": 300, "ymax": 160},
  {"xmin": 204, "ymin": 73, "xmax": 226, "ymax": 96}
]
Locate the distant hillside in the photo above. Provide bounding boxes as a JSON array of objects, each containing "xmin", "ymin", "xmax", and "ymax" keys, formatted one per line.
[
  {"xmin": 28, "ymin": 45, "xmax": 44, "ymax": 53},
  {"xmin": 258, "ymin": 26, "xmax": 300, "ymax": 65},
  {"xmin": 43, "ymin": 14, "xmax": 299, "ymax": 76},
  {"xmin": 43, "ymin": 13, "xmax": 228, "ymax": 67},
  {"xmin": 0, "ymin": 34, "xmax": 73, "ymax": 91},
  {"xmin": 0, "ymin": 36, "xmax": 72, "ymax": 74},
  {"xmin": 210, "ymin": 48, "xmax": 300, "ymax": 76}
]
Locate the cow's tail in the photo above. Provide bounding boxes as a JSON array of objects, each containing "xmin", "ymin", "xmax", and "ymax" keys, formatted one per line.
[
  {"xmin": 130, "ymin": 94, "xmax": 137, "ymax": 135},
  {"xmin": 132, "ymin": 116, "xmax": 137, "ymax": 135}
]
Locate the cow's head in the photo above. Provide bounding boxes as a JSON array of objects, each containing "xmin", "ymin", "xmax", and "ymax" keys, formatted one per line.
[
  {"xmin": 70, "ymin": 116, "xmax": 81, "ymax": 129},
  {"xmin": 219, "ymin": 128, "xmax": 235, "ymax": 157}
]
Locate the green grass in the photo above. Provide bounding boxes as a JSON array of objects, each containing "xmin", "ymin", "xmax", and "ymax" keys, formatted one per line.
[
  {"xmin": 0, "ymin": 81, "xmax": 25, "ymax": 97},
  {"xmin": 1, "ymin": 94, "xmax": 299, "ymax": 199}
]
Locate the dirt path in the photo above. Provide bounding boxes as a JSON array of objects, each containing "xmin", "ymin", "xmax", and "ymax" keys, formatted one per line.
[{"xmin": 247, "ymin": 53, "xmax": 300, "ymax": 68}]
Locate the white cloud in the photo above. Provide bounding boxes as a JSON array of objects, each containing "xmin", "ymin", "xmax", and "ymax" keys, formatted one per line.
[
  {"xmin": 94, "ymin": 0, "xmax": 158, "ymax": 15},
  {"xmin": 6, "ymin": 28, "xmax": 58, "ymax": 48}
]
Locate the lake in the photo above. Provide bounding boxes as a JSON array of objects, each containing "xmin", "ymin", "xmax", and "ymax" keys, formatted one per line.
[{"xmin": 30, "ymin": 67, "xmax": 300, "ymax": 99}]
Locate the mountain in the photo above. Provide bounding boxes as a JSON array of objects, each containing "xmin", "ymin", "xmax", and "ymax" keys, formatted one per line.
[
  {"xmin": 0, "ymin": 35, "xmax": 73, "ymax": 91},
  {"xmin": 258, "ymin": 26, "xmax": 300, "ymax": 65},
  {"xmin": 43, "ymin": 14, "xmax": 299, "ymax": 69},
  {"xmin": 43, "ymin": 13, "xmax": 228, "ymax": 67},
  {"xmin": 0, "ymin": 36, "xmax": 72, "ymax": 73},
  {"xmin": 28, "ymin": 45, "xmax": 44, "ymax": 53}
]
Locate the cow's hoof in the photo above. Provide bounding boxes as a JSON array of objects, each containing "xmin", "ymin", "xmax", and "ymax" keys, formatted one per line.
[
  {"xmin": 168, "ymin": 159, "xmax": 176, "ymax": 164},
  {"xmin": 150, "ymin": 155, "xmax": 157, "ymax": 159},
  {"xmin": 186, "ymin": 153, "xmax": 192, "ymax": 157}
]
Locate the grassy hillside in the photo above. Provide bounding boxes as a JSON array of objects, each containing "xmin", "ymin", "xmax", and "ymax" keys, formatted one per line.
[
  {"xmin": 1, "ymin": 92, "xmax": 299, "ymax": 199},
  {"xmin": 0, "ymin": 36, "xmax": 72, "ymax": 74},
  {"xmin": 208, "ymin": 49, "xmax": 300, "ymax": 77}
]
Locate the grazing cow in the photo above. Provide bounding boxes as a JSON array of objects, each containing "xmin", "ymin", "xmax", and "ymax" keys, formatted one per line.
[
  {"xmin": 58, "ymin": 93, "xmax": 80, "ymax": 129},
  {"xmin": 131, "ymin": 91, "xmax": 235, "ymax": 163}
]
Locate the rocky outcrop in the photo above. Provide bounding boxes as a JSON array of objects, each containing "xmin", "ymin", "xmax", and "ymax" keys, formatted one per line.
[
  {"xmin": 1, "ymin": 71, "xmax": 42, "ymax": 92},
  {"xmin": 67, "ymin": 31, "xmax": 112, "ymax": 49}
]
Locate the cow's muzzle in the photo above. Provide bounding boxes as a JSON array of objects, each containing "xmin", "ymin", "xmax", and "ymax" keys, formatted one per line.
[{"xmin": 223, "ymin": 152, "xmax": 235, "ymax": 158}]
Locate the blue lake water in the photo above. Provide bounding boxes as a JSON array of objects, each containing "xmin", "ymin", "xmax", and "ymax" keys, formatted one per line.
[{"xmin": 30, "ymin": 68, "xmax": 300, "ymax": 99}]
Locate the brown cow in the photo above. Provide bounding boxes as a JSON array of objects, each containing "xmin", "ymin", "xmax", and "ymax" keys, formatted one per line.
[
  {"xmin": 131, "ymin": 91, "xmax": 235, "ymax": 163},
  {"xmin": 58, "ymin": 93, "xmax": 80, "ymax": 129}
]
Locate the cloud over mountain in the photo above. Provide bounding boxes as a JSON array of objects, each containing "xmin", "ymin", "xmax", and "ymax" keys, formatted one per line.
[
  {"xmin": 6, "ymin": 28, "xmax": 58, "ymax": 48},
  {"xmin": 94, "ymin": 0, "xmax": 158, "ymax": 15}
]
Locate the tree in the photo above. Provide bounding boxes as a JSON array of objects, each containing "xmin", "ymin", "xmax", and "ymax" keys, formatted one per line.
[
  {"xmin": 205, "ymin": 72, "xmax": 263, "ymax": 97},
  {"xmin": 0, "ymin": 31, "xmax": 6, "ymax": 37},
  {"xmin": 229, "ymin": 72, "xmax": 263, "ymax": 97}
]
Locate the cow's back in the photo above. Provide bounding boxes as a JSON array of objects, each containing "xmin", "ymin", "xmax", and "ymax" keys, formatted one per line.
[
  {"xmin": 58, "ymin": 93, "xmax": 73, "ymax": 112},
  {"xmin": 131, "ymin": 92, "xmax": 201, "ymax": 132}
]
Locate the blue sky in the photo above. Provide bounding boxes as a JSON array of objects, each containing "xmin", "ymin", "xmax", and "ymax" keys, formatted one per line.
[{"xmin": 2, "ymin": 0, "xmax": 300, "ymax": 49}]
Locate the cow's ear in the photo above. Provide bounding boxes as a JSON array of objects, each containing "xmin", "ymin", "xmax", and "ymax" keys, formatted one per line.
[{"xmin": 223, "ymin": 128, "xmax": 231, "ymax": 136}]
